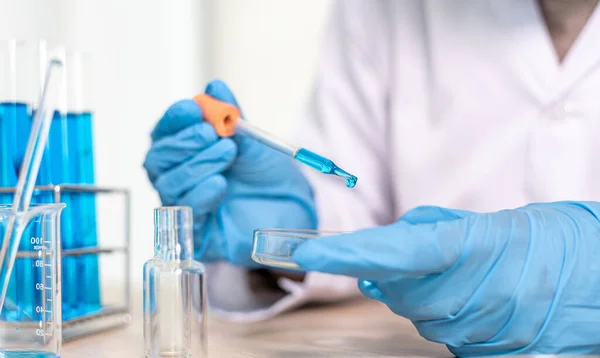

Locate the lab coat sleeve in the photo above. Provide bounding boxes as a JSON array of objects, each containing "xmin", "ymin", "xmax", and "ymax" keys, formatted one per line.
[{"xmin": 207, "ymin": 0, "xmax": 394, "ymax": 322}]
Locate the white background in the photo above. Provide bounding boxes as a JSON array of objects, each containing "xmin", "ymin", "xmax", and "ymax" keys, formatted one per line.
[{"xmin": 0, "ymin": 0, "xmax": 334, "ymax": 286}]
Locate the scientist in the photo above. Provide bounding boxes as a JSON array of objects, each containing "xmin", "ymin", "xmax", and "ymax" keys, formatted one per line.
[{"xmin": 144, "ymin": 0, "xmax": 600, "ymax": 356}]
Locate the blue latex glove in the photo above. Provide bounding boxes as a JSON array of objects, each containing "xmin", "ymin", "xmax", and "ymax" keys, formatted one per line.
[
  {"xmin": 293, "ymin": 202, "xmax": 600, "ymax": 356},
  {"xmin": 144, "ymin": 80, "xmax": 317, "ymax": 267}
]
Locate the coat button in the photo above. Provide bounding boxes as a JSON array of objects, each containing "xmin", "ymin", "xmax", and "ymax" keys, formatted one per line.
[
  {"xmin": 543, "ymin": 102, "xmax": 563, "ymax": 121},
  {"xmin": 544, "ymin": 100, "xmax": 580, "ymax": 121},
  {"xmin": 563, "ymin": 100, "xmax": 580, "ymax": 116}
]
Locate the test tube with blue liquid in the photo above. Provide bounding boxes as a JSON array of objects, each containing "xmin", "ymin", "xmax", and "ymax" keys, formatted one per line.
[
  {"xmin": 0, "ymin": 40, "xmax": 52, "ymax": 321},
  {"xmin": 40, "ymin": 47, "xmax": 80, "ymax": 319},
  {"xmin": 0, "ymin": 40, "xmax": 20, "ymax": 320},
  {"xmin": 65, "ymin": 51, "xmax": 101, "ymax": 315},
  {"xmin": 0, "ymin": 55, "xmax": 65, "ymax": 357},
  {"xmin": 16, "ymin": 42, "xmax": 54, "ymax": 205},
  {"xmin": 194, "ymin": 94, "xmax": 358, "ymax": 188}
]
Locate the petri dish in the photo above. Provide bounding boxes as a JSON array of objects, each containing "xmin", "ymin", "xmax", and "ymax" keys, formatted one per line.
[{"xmin": 251, "ymin": 229, "xmax": 344, "ymax": 269}]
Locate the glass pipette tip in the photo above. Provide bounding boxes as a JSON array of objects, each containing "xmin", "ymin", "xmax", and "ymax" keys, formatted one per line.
[{"xmin": 294, "ymin": 148, "xmax": 357, "ymax": 188}]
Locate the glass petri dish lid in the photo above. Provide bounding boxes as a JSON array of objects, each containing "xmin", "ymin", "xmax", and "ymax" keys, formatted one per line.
[{"xmin": 251, "ymin": 229, "xmax": 344, "ymax": 270}]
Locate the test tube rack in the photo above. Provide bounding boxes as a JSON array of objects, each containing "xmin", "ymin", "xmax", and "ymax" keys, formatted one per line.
[{"xmin": 0, "ymin": 184, "xmax": 131, "ymax": 342}]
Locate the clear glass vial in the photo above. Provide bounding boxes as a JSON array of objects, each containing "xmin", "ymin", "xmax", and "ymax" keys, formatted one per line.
[{"xmin": 143, "ymin": 207, "xmax": 207, "ymax": 358}]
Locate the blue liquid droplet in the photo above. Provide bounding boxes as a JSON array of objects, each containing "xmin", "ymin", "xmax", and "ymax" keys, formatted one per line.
[{"xmin": 345, "ymin": 176, "xmax": 357, "ymax": 188}]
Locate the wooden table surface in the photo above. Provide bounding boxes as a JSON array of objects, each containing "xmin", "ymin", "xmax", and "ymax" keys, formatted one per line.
[{"xmin": 62, "ymin": 298, "xmax": 451, "ymax": 358}]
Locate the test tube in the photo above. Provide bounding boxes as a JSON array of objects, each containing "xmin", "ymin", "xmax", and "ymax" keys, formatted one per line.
[
  {"xmin": 144, "ymin": 207, "xmax": 207, "ymax": 358},
  {"xmin": 0, "ymin": 40, "xmax": 49, "ymax": 320},
  {"xmin": 43, "ymin": 46, "xmax": 79, "ymax": 319},
  {"xmin": 65, "ymin": 50, "xmax": 101, "ymax": 315},
  {"xmin": 0, "ymin": 52, "xmax": 64, "ymax": 319},
  {"xmin": 26, "ymin": 41, "xmax": 53, "ymax": 202},
  {"xmin": 0, "ymin": 40, "xmax": 38, "ymax": 202},
  {"xmin": 0, "ymin": 40, "xmax": 20, "ymax": 320},
  {"xmin": 0, "ymin": 40, "xmax": 19, "ymax": 217}
]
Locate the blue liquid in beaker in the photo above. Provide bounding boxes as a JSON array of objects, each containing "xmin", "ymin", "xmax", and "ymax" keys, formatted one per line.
[
  {"xmin": 0, "ymin": 102, "xmax": 20, "ymax": 320},
  {"xmin": 0, "ymin": 351, "xmax": 59, "ymax": 358}
]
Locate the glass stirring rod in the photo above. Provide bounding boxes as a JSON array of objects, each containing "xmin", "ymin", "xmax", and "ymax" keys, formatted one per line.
[{"xmin": 194, "ymin": 94, "xmax": 358, "ymax": 188}]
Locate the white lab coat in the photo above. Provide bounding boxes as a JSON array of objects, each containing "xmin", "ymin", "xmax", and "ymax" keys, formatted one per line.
[{"xmin": 206, "ymin": 0, "xmax": 600, "ymax": 322}]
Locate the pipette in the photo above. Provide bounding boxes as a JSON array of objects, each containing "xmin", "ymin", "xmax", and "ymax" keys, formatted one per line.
[
  {"xmin": 0, "ymin": 59, "xmax": 64, "ymax": 312},
  {"xmin": 194, "ymin": 94, "xmax": 358, "ymax": 188}
]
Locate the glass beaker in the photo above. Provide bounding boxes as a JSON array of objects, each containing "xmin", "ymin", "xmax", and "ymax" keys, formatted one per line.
[
  {"xmin": 0, "ymin": 203, "xmax": 64, "ymax": 358},
  {"xmin": 143, "ymin": 206, "xmax": 207, "ymax": 358}
]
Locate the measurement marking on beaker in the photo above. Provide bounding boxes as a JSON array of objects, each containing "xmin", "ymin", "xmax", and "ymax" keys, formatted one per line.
[
  {"xmin": 44, "ymin": 264, "xmax": 51, "ymax": 267},
  {"xmin": 46, "ymin": 276, "xmax": 51, "ymax": 278},
  {"xmin": 44, "ymin": 333, "xmax": 52, "ymax": 336},
  {"xmin": 47, "ymin": 299, "xmax": 52, "ymax": 302},
  {"xmin": 44, "ymin": 310, "xmax": 51, "ymax": 313},
  {"xmin": 45, "ymin": 287, "xmax": 52, "ymax": 290},
  {"xmin": 44, "ymin": 241, "xmax": 51, "ymax": 244}
]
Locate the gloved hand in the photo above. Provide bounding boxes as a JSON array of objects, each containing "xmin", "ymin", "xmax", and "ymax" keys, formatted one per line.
[
  {"xmin": 144, "ymin": 80, "xmax": 317, "ymax": 267},
  {"xmin": 293, "ymin": 202, "xmax": 600, "ymax": 356}
]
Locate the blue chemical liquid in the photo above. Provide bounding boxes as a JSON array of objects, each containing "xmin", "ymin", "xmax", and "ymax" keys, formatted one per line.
[
  {"xmin": 70, "ymin": 112, "xmax": 100, "ymax": 314},
  {"xmin": 294, "ymin": 148, "xmax": 358, "ymax": 188},
  {"xmin": 0, "ymin": 352, "xmax": 58, "ymax": 358},
  {"xmin": 0, "ymin": 103, "xmax": 20, "ymax": 320},
  {"xmin": 25, "ymin": 110, "xmax": 55, "ymax": 322},
  {"xmin": 65, "ymin": 113, "xmax": 83, "ymax": 316},
  {"xmin": 0, "ymin": 103, "xmax": 21, "ymax": 193},
  {"xmin": 2, "ymin": 106, "xmax": 101, "ymax": 322},
  {"xmin": 24, "ymin": 110, "xmax": 54, "ymax": 204},
  {"xmin": 46, "ymin": 111, "xmax": 77, "ymax": 320},
  {"xmin": 0, "ymin": 103, "xmax": 39, "ymax": 322}
]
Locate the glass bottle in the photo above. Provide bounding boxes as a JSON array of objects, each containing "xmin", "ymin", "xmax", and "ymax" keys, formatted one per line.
[{"xmin": 143, "ymin": 206, "xmax": 207, "ymax": 358}]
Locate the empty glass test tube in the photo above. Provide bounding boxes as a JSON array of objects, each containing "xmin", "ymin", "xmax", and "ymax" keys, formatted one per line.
[{"xmin": 143, "ymin": 206, "xmax": 207, "ymax": 358}]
